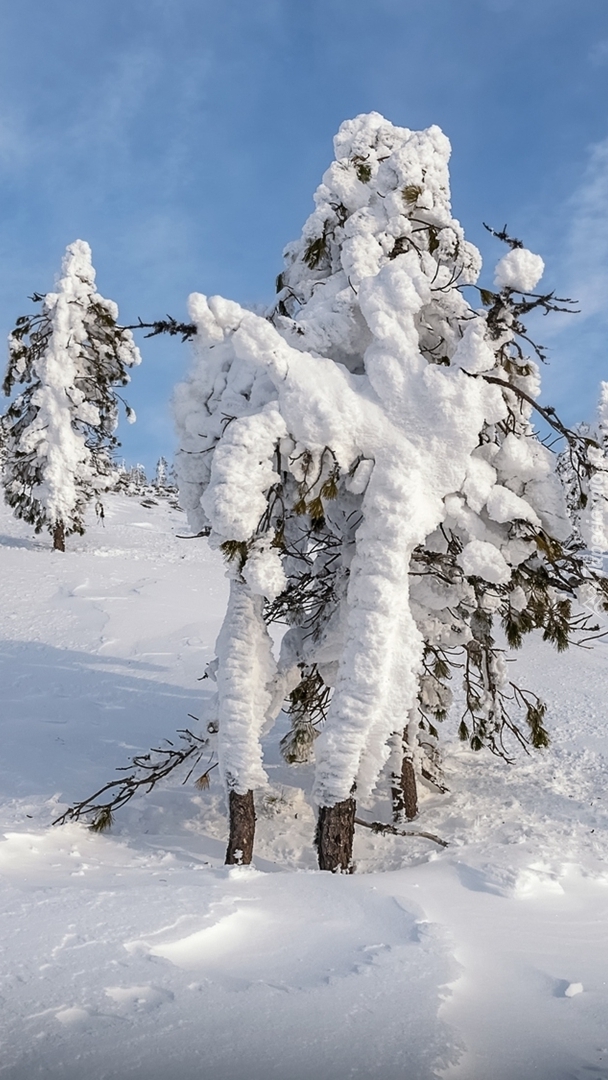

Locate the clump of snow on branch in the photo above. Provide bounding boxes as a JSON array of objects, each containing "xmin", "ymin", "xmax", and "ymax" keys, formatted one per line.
[
  {"xmin": 494, "ymin": 247, "xmax": 544, "ymax": 292},
  {"xmin": 174, "ymin": 112, "xmax": 608, "ymax": 809}
]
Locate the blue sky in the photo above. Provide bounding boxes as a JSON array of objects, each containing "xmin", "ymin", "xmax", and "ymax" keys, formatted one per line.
[{"xmin": 1, "ymin": 0, "xmax": 608, "ymax": 471}]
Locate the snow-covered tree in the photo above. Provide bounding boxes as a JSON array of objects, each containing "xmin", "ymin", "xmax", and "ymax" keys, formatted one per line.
[
  {"xmin": 154, "ymin": 456, "xmax": 169, "ymax": 489},
  {"xmin": 115, "ymin": 461, "xmax": 149, "ymax": 496},
  {"xmin": 168, "ymin": 113, "xmax": 607, "ymax": 870},
  {"xmin": 1, "ymin": 240, "xmax": 140, "ymax": 550},
  {"xmin": 152, "ymin": 455, "xmax": 178, "ymax": 495},
  {"xmin": 557, "ymin": 382, "xmax": 608, "ymax": 560}
]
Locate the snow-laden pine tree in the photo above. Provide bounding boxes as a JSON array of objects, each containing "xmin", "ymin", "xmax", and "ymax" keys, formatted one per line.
[
  {"xmin": 557, "ymin": 382, "xmax": 608, "ymax": 560},
  {"xmin": 155, "ymin": 456, "xmax": 169, "ymax": 489},
  {"xmin": 1, "ymin": 240, "xmax": 140, "ymax": 550},
  {"xmin": 174, "ymin": 113, "xmax": 608, "ymax": 869}
]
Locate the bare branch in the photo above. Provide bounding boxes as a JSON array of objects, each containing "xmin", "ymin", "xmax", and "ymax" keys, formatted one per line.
[
  {"xmin": 52, "ymin": 728, "xmax": 214, "ymax": 831},
  {"xmin": 354, "ymin": 817, "xmax": 448, "ymax": 847},
  {"xmin": 120, "ymin": 316, "xmax": 197, "ymax": 342}
]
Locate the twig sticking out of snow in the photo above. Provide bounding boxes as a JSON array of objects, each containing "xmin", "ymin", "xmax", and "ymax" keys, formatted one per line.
[
  {"xmin": 52, "ymin": 725, "xmax": 215, "ymax": 832},
  {"xmin": 354, "ymin": 816, "xmax": 448, "ymax": 848}
]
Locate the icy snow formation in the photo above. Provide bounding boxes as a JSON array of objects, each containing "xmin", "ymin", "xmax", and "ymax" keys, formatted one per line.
[
  {"xmin": 215, "ymin": 581, "xmax": 278, "ymax": 794},
  {"xmin": 174, "ymin": 112, "xmax": 591, "ymax": 807}
]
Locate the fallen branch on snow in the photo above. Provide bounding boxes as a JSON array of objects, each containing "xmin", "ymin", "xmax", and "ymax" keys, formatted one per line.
[{"xmin": 354, "ymin": 816, "xmax": 448, "ymax": 848}]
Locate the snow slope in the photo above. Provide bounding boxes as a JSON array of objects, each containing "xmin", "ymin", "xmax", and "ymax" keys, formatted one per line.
[{"xmin": 1, "ymin": 493, "xmax": 608, "ymax": 1079}]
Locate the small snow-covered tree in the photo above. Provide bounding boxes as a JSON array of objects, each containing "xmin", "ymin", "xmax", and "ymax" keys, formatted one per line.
[
  {"xmin": 1, "ymin": 240, "xmax": 140, "ymax": 550},
  {"xmin": 558, "ymin": 382, "xmax": 608, "ymax": 558},
  {"xmin": 154, "ymin": 456, "xmax": 169, "ymax": 489},
  {"xmin": 153, "ymin": 455, "xmax": 178, "ymax": 495},
  {"xmin": 171, "ymin": 113, "xmax": 608, "ymax": 870}
]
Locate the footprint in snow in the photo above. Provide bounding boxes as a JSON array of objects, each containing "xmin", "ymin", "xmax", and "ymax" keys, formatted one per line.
[{"xmin": 105, "ymin": 984, "xmax": 174, "ymax": 1014}]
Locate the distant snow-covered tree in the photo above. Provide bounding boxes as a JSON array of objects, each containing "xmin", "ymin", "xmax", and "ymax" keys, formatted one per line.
[
  {"xmin": 153, "ymin": 456, "xmax": 178, "ymax": 494},
  {"xmin": 557, "ymin": 383, "xmax": 608, "ymax": 553},
  {"xmin": 114, "ymin": 461, "xmax": 150, "ymax": 497},
  {"xmin": 1, "ymin": 240, "xmax": 140, "ymax": 550},
  {"xmin": 154, "ymin": 456, "xmax": 169, "ymax": 489},
  {"xmin": 129, "ymin": 463, "xmax": 149, "ymax": 493},
  {"xmin": 173, "ymin": 113, "xmax": 608, "ymax": 870}
]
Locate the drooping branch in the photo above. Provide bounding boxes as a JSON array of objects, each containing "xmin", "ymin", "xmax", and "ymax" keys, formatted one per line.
[{"xmin": 52, "ymin": 724, "xmax": 215, "ymax": 831}]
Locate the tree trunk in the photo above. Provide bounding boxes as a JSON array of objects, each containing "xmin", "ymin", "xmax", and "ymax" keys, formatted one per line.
[
  {"xmin": 225, "ymin": 789, "xmax": 256, "ymax": 865},
  {"xmin": 315, "ymin": 797, "xmax": 356, "ymax": 872},
  {"xmin": 391, "ymin": 754, "xmax": 418, "ymax": 821},
  {"xmin": 391, "ymin": 726, "xmax": 418, "ymax": 822},
  {"xmin": 52, "ymin": 522, "xmax": 65, "ymax": 552}
]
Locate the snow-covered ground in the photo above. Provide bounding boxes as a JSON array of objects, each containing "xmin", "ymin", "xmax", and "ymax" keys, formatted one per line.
[{"xmin": 1, "ymin": 492, "xmax": 608, "ymax": 1080}]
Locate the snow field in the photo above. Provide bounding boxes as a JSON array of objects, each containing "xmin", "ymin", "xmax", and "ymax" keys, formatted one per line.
[{"xmin": 1, "ymin": 494, "xmax": 608, "ymax": 1078}]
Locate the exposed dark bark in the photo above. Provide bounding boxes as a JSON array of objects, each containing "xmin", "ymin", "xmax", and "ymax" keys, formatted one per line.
[
  {"xmin": 401, "ymin": 757, "xmax": 419, "ymax": 818},
  {"xmin": 390, "ymin": 756, "xmax": 419, "ymax": 820},
  {"xmin": 315, "ymin": 797, "xmax": 356, "ymax": 872},
  {"xmin": 52, "ymin": 522, "xmax": 65, "ymax": 552},
  {"xmin": 225, "ymin": 789, "xmax": 256, "ymax": 865},
  {"xmin": 391, "ymin": 741, "xmax": 418, "ymax": 822}
]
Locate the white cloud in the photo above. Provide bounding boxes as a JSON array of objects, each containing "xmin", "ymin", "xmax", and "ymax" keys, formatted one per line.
[
  {"xmin": 562, "ymin": 138, "xmax": 608, "ymax": 321},
  {"xmin": 533, "ymin": 138, "xmax": 608, "ymax": 423}
]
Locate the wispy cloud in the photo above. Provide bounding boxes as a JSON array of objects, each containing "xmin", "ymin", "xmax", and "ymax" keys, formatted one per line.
[
  {"xmin": 65, "ymin": 46, "xmax": 161, "ymax": 162},
  {"xmin": 589, "ymin": 39, "xmax": 608, "ymax": 67},
  {"xmin": 0, "ymin": 109, "xmax": 35, "ymax": 171},
  {"xmin": 534, "ymin": 138, "xmax": 608, "ymax": 420},
  {"xmin": 561, "ymin": 138, "xmax": 608, "ymax": 321}
]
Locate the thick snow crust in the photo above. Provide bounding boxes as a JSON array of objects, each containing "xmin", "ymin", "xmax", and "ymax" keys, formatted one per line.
[
  {"xmin": 173, "ymin": 113, "xmax": 578, "ymax": 808},
  {"xmin": 215, "ymin": 581, "xmax": 277, "ymax": 793},
  {"xmin": 2, "ymin": 495, "xmax": 608, "ymax": 1079}
]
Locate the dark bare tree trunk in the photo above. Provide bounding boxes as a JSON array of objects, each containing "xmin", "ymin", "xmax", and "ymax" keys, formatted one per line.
[
  {"xmin": 225, "ymin": 789, "xmax": 256, "ymax": 865},
  {"xmin": 391, "ymin": 757, "xmax": 418, "ymax": 821},
  {"xmin": 391, "ymin": 728, "xmax": 418, "ymax": 822},
  {"xmin": 52, "ymin": 522, "xmax": 65, "ymax": 552},
  {"xmin": 315, "ymin": 797, "xmax": 356, "ymax": 872}
]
